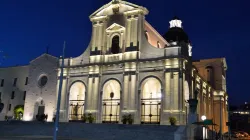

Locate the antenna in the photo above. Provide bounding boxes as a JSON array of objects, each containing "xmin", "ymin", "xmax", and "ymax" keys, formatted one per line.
[{"xmin": 46, "ymin": 45, "xmax": 50, "ymax": 54}]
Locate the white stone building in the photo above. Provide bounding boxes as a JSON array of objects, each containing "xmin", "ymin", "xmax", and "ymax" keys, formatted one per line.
[{"xmin": 0, "ymin": 0, "xmax": 228, "ymax": 132}]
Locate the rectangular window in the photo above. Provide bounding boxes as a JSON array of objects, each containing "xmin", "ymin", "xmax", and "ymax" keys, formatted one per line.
[
  {"xmin": 13, "ymin": 78, "xmax": 17, "ymax": 86},
  {"xmin": 0, "ymin": 79, "xmax": 4, "ymax": 87},
  {"xmin": 25, "ymin": 77, "xmax": 28, "ymax": 85},
  {"xmin": 23, "ymin": 91, "xmax": 26, "ymax": 100},
  {"xmin": 11, "ymin": 91, "xmax": 15, "ymax": 99},
  {"xmin": 8, "ymin": 104, "xmax": 11, "ymax": 111}
]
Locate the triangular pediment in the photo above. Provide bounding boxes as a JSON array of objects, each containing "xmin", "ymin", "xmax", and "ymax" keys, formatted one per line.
[
  {"xmin": 30, "ymin": 53, "xmax": 58, "ymax": 64},
  {"xmin": 90, "ymin": 0, "xmax": 148, "ymax": 18},
  {"xmin": 106, "ymin": 23, "xmax": 125, "ymax": 32}
]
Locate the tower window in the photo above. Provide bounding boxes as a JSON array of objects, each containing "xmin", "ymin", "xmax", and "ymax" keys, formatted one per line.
[
  {"xmin": 25, "ymin": 77, "xmax": 28, "ymax": 85},
  {"xmin": 1, "ymin": 79, "xmax": 4, "ymax": 87},
  {"xmin": 111, "ymin": 35, "xmax": 120, "ymax": 54},
  {"xmin": 23, "ymin": 91, "xmax": 26, "ymax": 100},
  {"xmin": 13, "ymin": 78, "xmax": 17, "ymax": 86},
  {"xmin": 9, "ymin": 104, "xmax": 11, "ymax": 111},
  {"xmin": 11, "ymin": 91, "xmax": 15, "ymax": 99}
]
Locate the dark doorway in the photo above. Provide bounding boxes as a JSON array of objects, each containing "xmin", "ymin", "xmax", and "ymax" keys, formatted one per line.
[
  {"xmin": 111, "ymin": 35, "xmax": 120, "ymax": 54},
  {"xmin": 38, "ymin": 106, "xmax": 45, "ymax": 115}
]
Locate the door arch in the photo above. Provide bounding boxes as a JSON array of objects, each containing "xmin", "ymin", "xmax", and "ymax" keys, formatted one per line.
[
  {"xmin": 140, "ymin": 77, "xmax": 162, "ymax": 124},
  {"xmin": 69, "ymin": 81, "xmax": 86, "ymax": 121},
  {"xmin": 33, "ymin": 97, "xmax": 45, "ymax": 120},
  {"xmin": 102, "ymin": 79, "xmax": 121, "ymax": 123}
]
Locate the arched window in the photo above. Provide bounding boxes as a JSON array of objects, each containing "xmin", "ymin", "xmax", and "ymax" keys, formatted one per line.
[
  {"xmin": 145, "ymin": 31, "xmax": 149, "ymax": 41},
  {"xmin": 111, "ymin": 35, "xmax": 120, "ymax": 54},
  {"xmin": 157, "ymin": 41, "xmax": 161, "ymax": 48},
  {"xmin": 206, "ymin": 66, "xmax": 213, "ymax": 85}
]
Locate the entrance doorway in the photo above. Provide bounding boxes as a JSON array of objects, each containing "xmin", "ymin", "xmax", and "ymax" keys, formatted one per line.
[
  {"xmin": 69, "ymin": 82, "xmax": 86, "ymax": 121},
  {"xmin": 37, "ymin": 106, "xmax": 45, "ymax": 115},
  {"xmin": 102, "ymin": 80, "xmax": 121, "ymax": 123},
  {"xmin": 141, "ymin": 77, "xmax": 162, "ymax": 124}
]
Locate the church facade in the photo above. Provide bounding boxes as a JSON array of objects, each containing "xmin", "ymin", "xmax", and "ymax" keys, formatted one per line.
[{"xmin": 0, "ymin": 0, "xmax": 228, "ymax": 133}]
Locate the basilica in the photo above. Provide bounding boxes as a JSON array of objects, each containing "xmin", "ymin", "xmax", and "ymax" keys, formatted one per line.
[{"xmin": 0, "ymin": 0, "xmax": 228, "ymax": 133}]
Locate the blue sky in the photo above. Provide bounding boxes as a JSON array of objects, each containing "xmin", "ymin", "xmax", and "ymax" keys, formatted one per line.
[{"xmin": 0, "ymin": 0, "xmax": 249, "ymax": 105}]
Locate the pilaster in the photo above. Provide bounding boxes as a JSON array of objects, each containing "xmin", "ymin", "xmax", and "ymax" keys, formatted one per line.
[{"xmin": 121, "ymin": 64, "xmax": 137, "ymax": 123}]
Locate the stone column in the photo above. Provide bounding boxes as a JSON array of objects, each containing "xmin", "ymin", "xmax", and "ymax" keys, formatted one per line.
[
  {"xmin": 199, "ymin": 81, "xmax": 203, "ymax": 119},
  {"xmin": 178, "ymin": 72, "xmax": 184, "ymax": 124},
  {"xmin": 126, "ymin": 19, "xmax": 131, "ymax": 47},
  {"xmin": 86, "ymin": 77, "xmax": 93, "ymax": 112},
  {"xmin": 92, "ymin": 76, "xmax": 100, "ymax": 119},
  {"xmin": 59, "ymin": 77, "xmax": 68, "ymax": 122},
  {"xmin": 122, "ymin": 75, "xmax": 129, "ymax": 110},
  {"xmin": 213, "ymin": 95, "xmax": 224, "ymax": 134},
  {"xmin": 129, "ymin": 74, "xmax": 137, "ymax": 110},
  {"xmin": 122, "ymin": 71, "xmax": 137, "ymax": 123},
  {"xmin": 161, "ymin": 72, "xmax": 171, "ymax": 125},
  {"xmin": 92, "ymin": 25, "xmax": 97, "ymax": 51},
  {"xmin": 135, "ymin": 89, "xmax": 141, "ymax": 124}
]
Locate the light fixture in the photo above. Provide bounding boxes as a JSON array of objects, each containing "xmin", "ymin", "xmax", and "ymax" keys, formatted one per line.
[{"xmin": 201, "ymin": 115, "xmax": 206, "ymax": 121}]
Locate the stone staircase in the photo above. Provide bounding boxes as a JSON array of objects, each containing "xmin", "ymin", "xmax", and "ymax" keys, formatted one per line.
[{"xmin": 0, "ymin": 121, "xmax": 184, "ymax": 140}]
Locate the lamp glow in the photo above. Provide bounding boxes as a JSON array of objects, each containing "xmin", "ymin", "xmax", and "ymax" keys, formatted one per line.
[{"xmin": 201, "ymin": 115, "xmax": 206, "ymax": 121}]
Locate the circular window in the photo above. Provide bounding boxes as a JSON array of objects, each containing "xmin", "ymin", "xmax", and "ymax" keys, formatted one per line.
[{"xmin": 38, "ymin": 75, "xmax": 48, "ymax": 87}]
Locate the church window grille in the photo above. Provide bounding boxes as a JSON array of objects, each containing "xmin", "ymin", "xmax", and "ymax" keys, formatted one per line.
[
  {"xmin": 102, "ymin": 92, "xmax": 120, "ymax": 123},
  {"xmin": 69, "ymin": 101, "xmax": 85, "ymax": 121},
  {"xmin": 69, "ymin": 82, "xmax": 85, "ymax": 121},
  {"xmin": 141, "ymin": 92, "xmax": 161, "ymax": 124}
]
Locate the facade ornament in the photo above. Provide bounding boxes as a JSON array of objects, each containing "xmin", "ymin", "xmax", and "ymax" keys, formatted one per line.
[
  {"xmin": 112, "ymin": 4, "xmax": 120, "ymax": 14},
  {"xmin": 112, "ymin": 0, "xmax": 120, "ymax": 14}
]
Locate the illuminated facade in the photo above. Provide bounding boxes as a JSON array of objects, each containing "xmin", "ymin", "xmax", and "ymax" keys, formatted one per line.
[{"xmin": 0, "ymin": 0, "xmax": 228, "ymax": 133}]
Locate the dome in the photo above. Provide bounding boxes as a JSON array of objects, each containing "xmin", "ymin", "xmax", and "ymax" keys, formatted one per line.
[{"xmin": 163, "ymin": 16, "xmax": 189, "ymax": 43}]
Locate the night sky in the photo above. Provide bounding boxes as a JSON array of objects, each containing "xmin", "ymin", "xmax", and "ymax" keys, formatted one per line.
[{"xmin": 0, "ymin": 0, "xmax": 249, "ymax": 105}]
